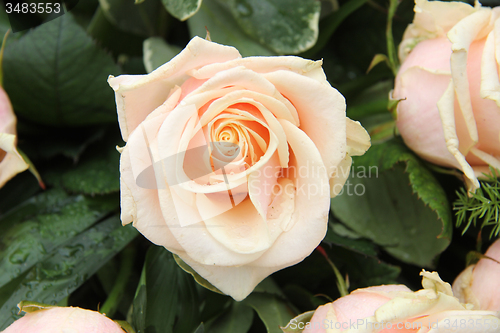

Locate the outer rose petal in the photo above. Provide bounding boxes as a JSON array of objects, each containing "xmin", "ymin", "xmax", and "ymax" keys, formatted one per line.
[
  {"xmin": 303, "ymin": 285, "xmax": 411, "ymax": 333},
  {"xmin": 0, "ymin": 133, "xmax": 28, "ymax": 188},
  {"xmin": 177, "ymin": 252, "xmax": 277, "ymax": 302},
  {"xmin": 250, "ymin": 119, "xmax": 330, "ymax": 268},
  {"xmin": 263, "ymin": 70, "xmax": 347, "ymax": 181},
  {"xmin": 399, "ymin": 0, "xmax": 476, "ymax": 61},
  {"xmin": 108, "ymin": 37, "xmax": 241, "ymax": 141},
  {"xmin": 394, "ymin": 67, "xmax": 460, "ymax": 169},
  {"xmin": 2, "ymin": 307, "xmax": 125, "ymax": 333}
]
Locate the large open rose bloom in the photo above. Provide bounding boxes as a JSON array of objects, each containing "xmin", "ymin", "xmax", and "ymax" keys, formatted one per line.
[
  {"xmin": 108, "ymin": 37, "xmax": 370, "ymax": 300},
  {"xmin": 302, "ymin": 271, "xmax": 500, "ymax": 333},
  {"xmin": 1, "ymin": 306, "xmax": 124, "ymax": 333},
  {"xmin": 393, "ymin": 0, "xmax": 500, "ymax": 192},
  {"xmin": 453, "ymin": 239, "xmax": 500, "ymax": 311},
  {"xmin": 0, "ymin": 86, "xmax": 28, "ymax": 188}
]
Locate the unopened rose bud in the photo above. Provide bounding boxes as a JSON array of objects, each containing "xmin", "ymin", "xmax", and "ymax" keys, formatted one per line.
[
  {"xmin": 1, "ymin": 306, "xmax": 125, "ymax": 333},
  {"xmin": 453, "ymin": 239, "xmax": 500, "ymax": 311}
]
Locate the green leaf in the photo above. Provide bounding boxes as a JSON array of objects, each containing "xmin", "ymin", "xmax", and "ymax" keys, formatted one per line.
[
  {"xmin": 173, "ymin": 254, "xmax": 223, "ymax": 295},
  {"xmin": 208, "ymin": 302, "xmax": 254, "ymax": 333},
  {"xmin": 143, "ymin": 37, "xmax": 181, "ymax": 73},
  {"xmin": 188, "ymin": 0, "xmax": 275, "ymax": 57},
  {"xmin": 162, "ymin": 0, "xmax": 202, "ymax": 20},
  {"xmin": 3, "ymin": 14, "xmax": 121, "ymax": 126},
  {"xmin": 280, "ymin": 311, "xmax": 314, "ymax": 333},
  {"xmin": 242, "ymin": 293, "xmax": 296, "ymax": 333},
  {"xmin": 45, "ymin": 137, "xmax": 121, "ymax": 195},
  {"xmin": 324, "ymin": 223, "xmax": 377, "ymax": 257},
  {"xmin": 133, "ymin": 247, "xmax": 201, "ymax": 333},
  {"xmin": 330, "ymin": 138, "xmax": 452, "ymax": 267},
  {"xmin": 302, "ymin": 0, "xmax": 369, "ymax": 57},
  {"xmin": 221, "ymin": 0, "xmax": 320, "ymax": 54},
  {"xmin": 99, "ymin": 0, "xmax": 165, "ymax": 36},
  {"xmin": 0, "ymin": 189, "xmax": 118, "ymax": 290},
  {"xmin": 0, "ymin": 217, "xmax": 137, "ymax": 330},
  {"xmin": 367, "ymin": 54, "xmax": 389, "ymax": 73}
]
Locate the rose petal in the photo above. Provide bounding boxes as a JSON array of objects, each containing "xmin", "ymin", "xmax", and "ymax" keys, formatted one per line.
[
  {"xmin": 437, "ymin": 80, "xmax": 480, "ymax": 191},
  {"xmin": 108, "ymin": 37, "xmax": 241, "ymax": 141},
  {"xmin": 448, "ymin": 9, "xmax": 492, "ymax": 150},
  {"xmin": 0, "ymin": 133, "xmax": 29, "ymax": 187},
  {"xmin": 121, "ymin": 119, "xmax": 183, "ymax": 251},
  {"xmin": 398, "ymin": 0, "xmax": 475, "ymax": 61},
  {"xmin": 176, "ymin": 252, "xmax": 277, "ymax": 301},
  {"xmin": 196, "ymin": 195, "xmax": 272, "ymax": 254},
  {"xmin": 250, "ymin": 119, "xmax": 329, "ymax": 267},
  {"xmin": 263, "ymin": 70, "xmax": 347, "ymax": 181},
  {"xmin": 394, "ymin": 66, "xmax": 460, "ymax": 169},
  {"xmin": 189, "ymin": 56, "xmax": 327, "ymax": 84}
]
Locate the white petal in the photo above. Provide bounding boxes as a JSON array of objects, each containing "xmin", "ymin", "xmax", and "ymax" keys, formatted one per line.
[
  {"xmin": 121, "ymin": 120, "xmax": 183, "ymax": 251},
  {"xmin": 0, "ymin": 133, "xmax": 28, "ymax": 187},
  {"xmin": 263, "ymin": 70, "xmax": 347, "ymax": 180},
  {"xmin": 189, "ymin": 56, "xmax": 327, "ymax": 84},
  {"xmin": 108, "ymin": 37, "xmax": 241, "ymax": 141},
  {"xmin": 176, "ymin": 252, "xmax": 277, "ymax": 301},
  {"xmin": 251, "ymin": 120, "xmax": 330, "ymax": 267},
  {"xmin": 448, "ymin": 9, "xmax": 492, "ymax": 149},
  {"xmin": 196, "ymin": 195, "xmax": 272, "ymax": 254},
  {"xmin": 481, "ymin": 29, "xmax": 500, "ymax": 106},
  {"xmin": 437, "ymin": 80, "xmax": 479, "ymax": 191}
]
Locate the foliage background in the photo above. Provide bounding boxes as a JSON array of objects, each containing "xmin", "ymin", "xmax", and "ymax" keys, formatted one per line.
[{"xmin": 0, "ymin": 0, "xmax": 496, "ymax": 332}]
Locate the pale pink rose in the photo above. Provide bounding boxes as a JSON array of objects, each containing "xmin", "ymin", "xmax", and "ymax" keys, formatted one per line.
[
  {"xmin": 0, "ymin": 86, "xmax": 28, "ymax": 188},
  {"xmin": 453, "ymin": 239, "xmax": 500, "ymax": 311},
  {"xmin": 1, "ymin": 307, "xmax": 124, "ymax": 333},
  {"xmin": 393, "ymin": 0, "xmax": 500, "ymax": 192},
  {"xmin": 301, "ymin": 271, "xmax": 500, "ymax": 333},
  {"xmin": 108, "ymin": 37, "xmax": 370, "ymax": 300}
]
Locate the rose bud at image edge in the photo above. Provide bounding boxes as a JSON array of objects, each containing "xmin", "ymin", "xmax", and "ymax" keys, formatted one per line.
[
  {"xmin": 1, "ymin": 306, "xmax": 125, "ymax": 333},
  {"xmin": 108, "ymin": 36, "xmax": 371, "ymax": 301},
  {"xmin": 302, "ymin": 271, "xmax": 500, "ymax": 333},
  {"xmin": 453, "ymin": 239, "xmax": 500, "ymax": 312},
  {"xmin": 0, "ymin": 86, "xmax": 28, "ymax": 188},
  {"xmin": 393, "ymin": 0, "xmax": 500, "ymax": 192}
]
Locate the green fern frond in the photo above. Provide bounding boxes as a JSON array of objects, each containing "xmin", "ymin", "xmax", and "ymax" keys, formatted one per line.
[{"xmin": 454, "ymin": 167, "xmax": 500, "ymax": 238}]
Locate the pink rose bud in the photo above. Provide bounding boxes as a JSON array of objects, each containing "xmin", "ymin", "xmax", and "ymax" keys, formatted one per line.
[
  {"xmin": 1, "ymin": 306, "xmax": 125, "ymax": 333},
  {"xmin": 393, "ymin": 0, "xmax": 500, "ymax": 192},
  {"xmin": 0, "ymin": 86, "xmax": 28, "ymax": 187},
  {"xmin": 299, "ymin": 271, "xmax": 500, "ymax": 333},
  {"xmin": 453, "ymin": 239, "xmax": 500, "ymax": 311}
]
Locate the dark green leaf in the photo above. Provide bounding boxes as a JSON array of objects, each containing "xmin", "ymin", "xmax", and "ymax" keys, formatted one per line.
[
  {"xmin": 0, "ymin": 189, "xmax": 118, "ymax": 289},
  {"xmin": 208, "ymin": 302, "xmax": 253, "ymax": 333},
  {"xmin": 99, "ymin": 0, "xmax": 165, "ymax": 36},
  {"xmin": 162, "ymin": 0, "xmax": 202, "ymax": 20},
  {"xmin": 330, "ymin": 138, "xmax": 452, "ymax": 267},
  {"xmin": 302, "ymin": 0, "xmax": 369, "ymax": 57},
  {"xmin": 45, "ymin": 139, "xmax": 121, "ymax": 195},
  {"xmin": 188, "ymin": 0, "xmax": 275, "ymax": 57},
  {"xmin": 0, "ymin": 217, "xmax": 137, "ymax": 330},
  {"xmin": 133, "ymin": 247, "xmax": 201, "ymax": 333},
  {"xmin": 3, "ymin": 14, "xmax": 121, "ymax": 126},
  {"xmin": 222, "ymin": 0, "xmax": 320, "ymax": 54},
  {"xmin": 242, "ymin": 293, "xmax": 295, "ymax": 333}
]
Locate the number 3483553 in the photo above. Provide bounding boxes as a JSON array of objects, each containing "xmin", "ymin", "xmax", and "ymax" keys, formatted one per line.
[{"xmin": 5, "ymin": 2, "xmax": 61, "ymax": 14}]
